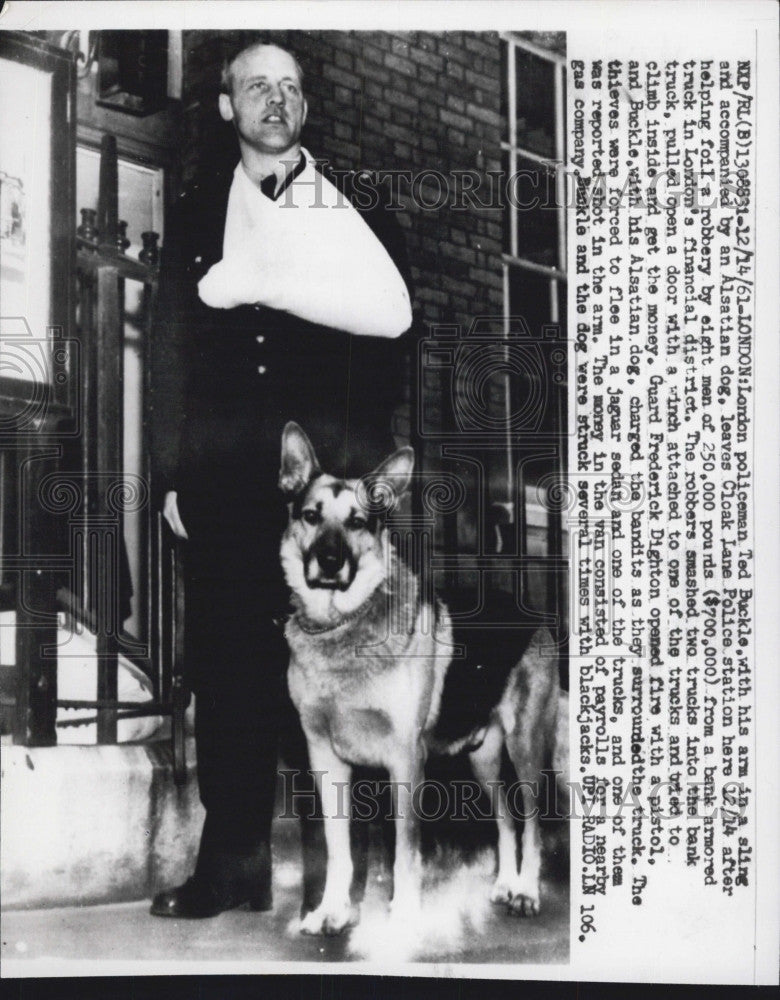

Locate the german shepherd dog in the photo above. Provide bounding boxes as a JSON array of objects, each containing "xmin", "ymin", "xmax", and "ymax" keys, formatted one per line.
[{"xmin": 279, "ymin": 422, "xmax": 560, "ymax": 936}]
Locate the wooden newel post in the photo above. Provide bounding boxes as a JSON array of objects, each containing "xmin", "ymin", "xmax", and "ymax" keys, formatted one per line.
[
  {"xmin": 93, "ymin": 134, "xmax": 122, "ymax": 743},
  {"xmin": 96, "ymin": 133, "xmax": 119, "ymax": 254},
  {"xmin": 94, "ymin": 265, "xmax": 122, "ymax": 744},
  {"xmin": 13, "ymin": 449, "xmax": 59, "ymax": 747}
]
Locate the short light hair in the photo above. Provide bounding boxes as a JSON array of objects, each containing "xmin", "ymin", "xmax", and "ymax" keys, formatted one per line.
[{"xmin": 220, "ymin": 41, "xmax": 305, "ymax": 95}]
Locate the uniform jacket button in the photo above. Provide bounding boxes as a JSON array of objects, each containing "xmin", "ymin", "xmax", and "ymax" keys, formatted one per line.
[
  {"xmin": 256, "ymin": 334, "xmax": 265, "ymax": 343},
  {"xmin": 257, "ymin": 365, "xmax": 267, "ymax": 375}
]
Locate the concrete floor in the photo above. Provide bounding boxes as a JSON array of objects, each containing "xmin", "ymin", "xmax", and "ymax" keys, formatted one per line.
[{"xmin": 2, "ymin": 815, "xmax": 569, "ymax": 972}]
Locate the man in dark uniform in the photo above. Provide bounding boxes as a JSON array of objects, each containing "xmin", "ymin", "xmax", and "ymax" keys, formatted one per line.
[{"xmin": 149, "ymin": 40, "xmax": 412, "ymax": 918}]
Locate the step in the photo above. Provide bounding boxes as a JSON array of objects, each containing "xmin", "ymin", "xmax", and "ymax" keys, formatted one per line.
[{"xmin": 1, "ymin": 738, "xmax": 203, "ymax": 910}]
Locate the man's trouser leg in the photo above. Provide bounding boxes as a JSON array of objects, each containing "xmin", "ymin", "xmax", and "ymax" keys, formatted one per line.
[{"xmin": 151, "ymin": 482, "xmax": 287, "ymax": 916}]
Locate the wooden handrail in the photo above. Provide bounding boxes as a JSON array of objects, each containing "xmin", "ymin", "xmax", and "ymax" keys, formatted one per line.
[{"xmin": 77, "ymin": 244, "xmax": 159, "ymax": 284}]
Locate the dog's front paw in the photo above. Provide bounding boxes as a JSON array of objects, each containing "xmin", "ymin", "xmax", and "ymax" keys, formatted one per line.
[
  {"xmin": 388, "ymin": 890, "xmax": 422, "ymax": 923},
  {"xmin": 300, "ymin": 900, "xmax": 359, "ymax": 936},
  {"xmin": 507, "ymin": 890, "xmax": 540, "ymax": 917},
  {"xmin": 490, "ymin": 876, "xmax": 540, "ymax": 917},
  {"xmin": 489, "ymin": 879, "xmax": 514, "ymax": 905}
]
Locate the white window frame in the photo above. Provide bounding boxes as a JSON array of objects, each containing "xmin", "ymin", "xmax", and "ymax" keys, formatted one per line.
[{"xmin": 499, "ymin": 32, "xmax": 567, "ymax": 515}]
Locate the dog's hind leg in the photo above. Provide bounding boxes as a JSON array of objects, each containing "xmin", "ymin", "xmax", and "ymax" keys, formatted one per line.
[
  {"xmin": 349, "ymin": 805, "xmax": 370, "ymax": 904},
  {"xmin": 468, "ymin": 719, "xmax": 522, "ymax": 907},
  {"xmin": 499, "ymin": 627, "xmax": 559, "ymax": 917},
  {"xmin": 349, "ymin": 777, "xmax": 396, "ymax": 903},
  {"xmin": 299, "ymin": 737, "xmax": 359, "ymax": 936},
  {"xmin": 502, "ymin": 750, "xmax": 543, "ymax": 917}
]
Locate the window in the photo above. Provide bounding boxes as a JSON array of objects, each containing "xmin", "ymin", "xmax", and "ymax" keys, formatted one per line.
[
  {"xmin": 500, "ymin": 31, "xmax": 567, "ymax": 635},
  {"xmin": 501, "ymin": 32, "xmax": 567, "ymax": 312}
]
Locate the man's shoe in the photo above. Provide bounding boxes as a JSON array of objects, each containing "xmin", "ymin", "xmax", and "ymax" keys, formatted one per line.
[
  {"xmin": 248, "ymin": 882, "xmax": 273, "ymax": 912},
  {"xmin": 150, "ymin": 876, "xmax": 226, "ymax": 918},
  {"xmin": 150, "ymin": 876, "xmax": 272, "ymax": 919}
]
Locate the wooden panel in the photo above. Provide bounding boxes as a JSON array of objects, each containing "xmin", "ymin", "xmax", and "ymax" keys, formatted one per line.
[
  {"xmin": 13, "ymin": 446, "xmax": 59, "ymax": 746},
  {"xmin": 95, "ymin": 265, "xmax": 122, "ymax": 744}
]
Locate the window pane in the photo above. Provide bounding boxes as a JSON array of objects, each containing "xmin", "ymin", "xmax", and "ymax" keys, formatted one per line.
[
  {"xmin": 507, "ymin": 266, "xmax": 551, "ymax": 338},
  {"xmin": 500, "ymin": 38, "xmax": 509, "ymax": 133},
  {"xmin": 502, "ymin": 148, "xmax": 514, "ymax": 255},
  {"xmin": 506, "ymin": 266, "xmax": 566, "ymax": 434},
  {"xmin": 510, "ymin": 155, "xmax": 558, "ymax": 267},
  {"xmin": 513, "ymin": 46, "xmax": 556, "ymax": 158}
]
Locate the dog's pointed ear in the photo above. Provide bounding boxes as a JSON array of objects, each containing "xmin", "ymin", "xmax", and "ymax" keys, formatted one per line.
[
  {"xmin": 358, "ymin": 447, "xmax": 415, "ymax": 514},
  {"xmin": 279, "ymin": 422, "xmax": 321, "ymax": 496},
  {"xmin": 370, "ymin": 447, "xmax": 415, "ymax": 495}
]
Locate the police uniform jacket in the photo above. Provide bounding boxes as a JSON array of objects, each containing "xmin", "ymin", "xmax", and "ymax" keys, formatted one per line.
[{"xmin": 150, "ymin": 160, "xmax": 413, "ymax": 508}]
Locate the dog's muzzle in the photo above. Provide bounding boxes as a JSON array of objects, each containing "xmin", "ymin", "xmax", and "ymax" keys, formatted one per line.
[{"xmin": 305, "ymin": 531, "xmax": 356, "ymax": 590}]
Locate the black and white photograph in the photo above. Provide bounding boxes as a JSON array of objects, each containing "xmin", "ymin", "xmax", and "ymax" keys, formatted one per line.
[
  {"xmin": 1, "ymin": 0, "xmax": 778, "ymax": 987},
  {"xmin": 0, "ymin": 13, "xmax": 571, "ymax": 973}
]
